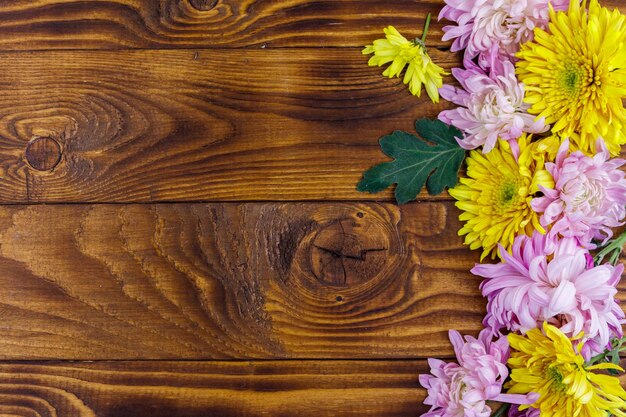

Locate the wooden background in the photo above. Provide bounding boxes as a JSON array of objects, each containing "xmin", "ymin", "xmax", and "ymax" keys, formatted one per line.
[{"xmin": 0, "ymin": 1, "xmax": 624, "ymax": 415}]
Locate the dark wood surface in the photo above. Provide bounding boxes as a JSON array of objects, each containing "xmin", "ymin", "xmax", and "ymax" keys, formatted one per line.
[
  {"xmin": 1, "ymin": 52, "xmax": 624, "ymax": 203},
  {"xmin": 0, "ymin": 49, "xmax": 456, "ymax": 203},
  {"xmin": 0, "ymin": 360, "xmax": 430, "ymax": 416},
  {"xmin": 0, "ymin": 0, "xmax": 619, "ymax": 50},
  {"xmin": 0, "ymin": 0, "xmax": 624, "ymax": 416},
  {"xmin": 0, "ymin": 202, "xmax": 487, "ymax": 360},
  {"xmin": 0, "ymin": 360, "xmax": 622, "ymax": 416},
  {"xmin": 0, "ymin": 0, "xmax": 447, "ymax": 50}
]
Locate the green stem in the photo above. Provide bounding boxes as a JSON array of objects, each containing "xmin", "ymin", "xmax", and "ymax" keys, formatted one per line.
[
  {"xmin": 588, "ymin": 351, "xmax": 609, "ymax": 365},
  {"xmin": 594, "ymin": 229, "xmax": 626, "ymax": 265},
  {"xmin": 586, "ymin": 336, "xmax": 626, "ymax": 365},
  {"xmin": 421, "ymin": 13, "xmax": 432, "ymax": 43},
  {"xmin": 491, "ymin": 403, "xmax": 511, "ymax": 417}
]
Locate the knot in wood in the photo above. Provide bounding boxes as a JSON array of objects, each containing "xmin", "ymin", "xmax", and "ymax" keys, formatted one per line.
[
  {"xmin": 189, "ymin": 0, "xmax": 218, "ymax": 10},
  {"xmin": 25, "ymin": 137, "xmax": 62, "ymax": 171},
  {"xmin": 311, "ymin": 218, "xmax": 389, "ymax": 287}
]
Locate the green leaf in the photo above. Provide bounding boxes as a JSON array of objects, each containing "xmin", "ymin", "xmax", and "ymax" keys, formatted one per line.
[{"xmin": 357, "ymin": 119, "xmax": 465, "ymax": 204}]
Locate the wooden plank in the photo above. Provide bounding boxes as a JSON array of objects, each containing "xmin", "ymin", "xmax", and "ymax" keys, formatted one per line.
[
  {"xmin": 0, "ymin": 201, "xmax": 489, "ymax": 360},
  {"xmin": 0, "ymin": 360, "xmax": 624, "ymax": 416},
  {"xmin": 0, "ymin": 360, "xmax": 428, "ymax": 416},
  {"xmin": 9, "ymin": 47, "xmax": 622, "ymax": 204},
  {"xmin": 0, "ymin": 0, "xmax": 621, "ymax": 51},
  {"xmin": 0, "ymin": 201, "xmax": 625, "ymax": 360},
  {"xmin": 0, "ymin": 0, "xmax": 449, "ymax": 50},
  {"xmin": 2, "ymin": 41, "xmax": 625, "ymax": 204},
  {"xmin": 0, "ymin": 48, "xmax": 457, "ymax": 203}
]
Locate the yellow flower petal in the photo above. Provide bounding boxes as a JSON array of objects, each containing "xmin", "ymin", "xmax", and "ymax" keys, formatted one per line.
[
  {"xmin": 362, "ymin": 26, "xmax": 447, "ymax": 101},
  {"xmin": 507, "ymin": 324, "xmax": 626, "ymax": 417},
  {"xmin": 449, "ymin": 138, "xmax": 549, "ymax": 259},
  {"xmin": 516, "ymin": 0, "xmax": 626, "ymax": 156}
]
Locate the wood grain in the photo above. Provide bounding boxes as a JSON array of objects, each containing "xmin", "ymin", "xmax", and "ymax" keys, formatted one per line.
[
  {"xmin": 0, "ymin": 13, "xmax": 623, "ymax": 203},
  {"xmin": 0, "ymin": 48, "xmax": 458, "ymax": 203},
  {"xmin": 0, "ymin": 360, "xmax": 624, "ymax": 417},
  {"xmin": 0, "ymin": 1, "xmax": 624, "ymax": 415},
  {"xmin": 0, "ymin": 360, "xmax": 429, "ymax": 416},
  {"xmin": 0, "ymin": 0, "xmax": 448, "ymax": 50},
  {"xmin": 0, "ymin": 201, "xmax": 624, "ymax": 360},
  {"xmin": 4, "ymin": 47, "xmax": 625, "ymax": 204},
  {"xmin": 0, "ymin": 0, "xmax": 620, "ymax": 51},
  {"xmin": 0, "ymin": 201, "xmax": 491, "ymax": 360}
]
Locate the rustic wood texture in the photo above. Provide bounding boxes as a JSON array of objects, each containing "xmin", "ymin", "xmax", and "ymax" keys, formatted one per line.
[
  {"xmin": 5, "ymin": 48, "xmax": 623, "ymax": 203},
  {"xmin": 0, "ymin": 201, "xmax": 624, "ymax": 360},
  {"xmin": 0, "ymin": 201, "xmax": 490, "ymax": 359},
  {"xmin": 0, "ymin": 48, "xmax": 458, "ymax": 203},
  {"xmin": 0, "ymin": 360, "xmax": 623, "ymax": 416},
  {"xmin": 0, "ymin": 360, "xmax": 625, "ymax": 417},
  {"xmin": 0, "ymin": 0, "xmax": 447, "ymax": 50},
  {"xmin": 1, "ymin": 1, "xmax": 626, "ymax": 414},
  {"xmin": 0, "ymin": 1, "xmax": 621, "ymax": 203},
  {"xmin": 0, "ymin": 360, "xmax": 429, "ymax": 416},
  {"xmin": 0, "ymin": 0, "xmax": 620, "ymax": 50}
]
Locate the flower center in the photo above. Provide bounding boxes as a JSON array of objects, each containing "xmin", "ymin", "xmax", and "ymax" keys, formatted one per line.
[
  {"xmin": 563, "ymin": 175, "xmax": 606, "ymax": 215},
  {"xmin": 498, "ymin": 180, "xmax": 519, "ymax": 205},
  {"xmin": 546, "ymin": 366, "xmax": 567, "ymax": 392},
  {"xmin": 398, "ymin": 43, "xmax": 418, "ymax": 60},
  {"xmin": 398, "ymin": 43, "xmax": 429, "ymax": 66},
  {"xmin": 557, "ymin": 61, "xmax": 587, "ymax": 98}
]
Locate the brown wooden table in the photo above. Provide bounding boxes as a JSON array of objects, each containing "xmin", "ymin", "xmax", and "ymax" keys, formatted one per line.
[{"xmin": 0, "ymin": 1, "xmax": 624, "ymax": 416}]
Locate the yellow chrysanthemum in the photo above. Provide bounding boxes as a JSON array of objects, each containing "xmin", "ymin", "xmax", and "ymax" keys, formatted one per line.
[
  {"xmin": 362, "ymin": 23, "xmax": 447, "ymax": 102},
  {"xmin": 507, "ymin": 323, "xmax": 626, "ymax": 417},
  {"xmin": 528, "ymin": 132, "xmax": 595, "ymax": 163},
  {"xmin": 516, "ymin": 0, "xmax": 626, "ymax": 156},
  {"xmin": 531, "ymin": 134, "xmax": 562, "ymax": 162},
  {"xmin": 449, "ymin": 137, "xmax": 554, "ymax": 260}
]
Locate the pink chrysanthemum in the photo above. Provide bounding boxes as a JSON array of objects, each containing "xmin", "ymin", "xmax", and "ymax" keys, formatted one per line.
[
  {"xmin": 419, "ymin": 329, "xmax": 536, "ymax": 417},
  {"xmin": 474, "ymin": 232, "xmax": 624, "ymax": 359},
  {"xmin": 439, "ymin": 60, "xmax": 546, "ymax": 153},
  {"xmin": 439, "ymin": 0, "xmax": 569, "ymax": 72},
  {"xmin": 532, "ymin": 139, "xmax": 626, "ymax": 247}
]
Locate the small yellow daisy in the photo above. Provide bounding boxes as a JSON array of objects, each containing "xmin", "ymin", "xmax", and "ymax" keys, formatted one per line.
[{"xmin": 362, "ymin": 18, "xmax": 447, "ymax": 102}]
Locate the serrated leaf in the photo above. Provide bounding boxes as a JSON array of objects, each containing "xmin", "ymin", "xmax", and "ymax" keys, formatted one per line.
[{"xmin": 357, "ymin": 119, "xmax": 465, "ymax": 204}]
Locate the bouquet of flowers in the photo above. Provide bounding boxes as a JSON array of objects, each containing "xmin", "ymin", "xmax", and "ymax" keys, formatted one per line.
[{"xmin": 359, "ymin": 0, "xmax": 626, "ymax": 415}]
